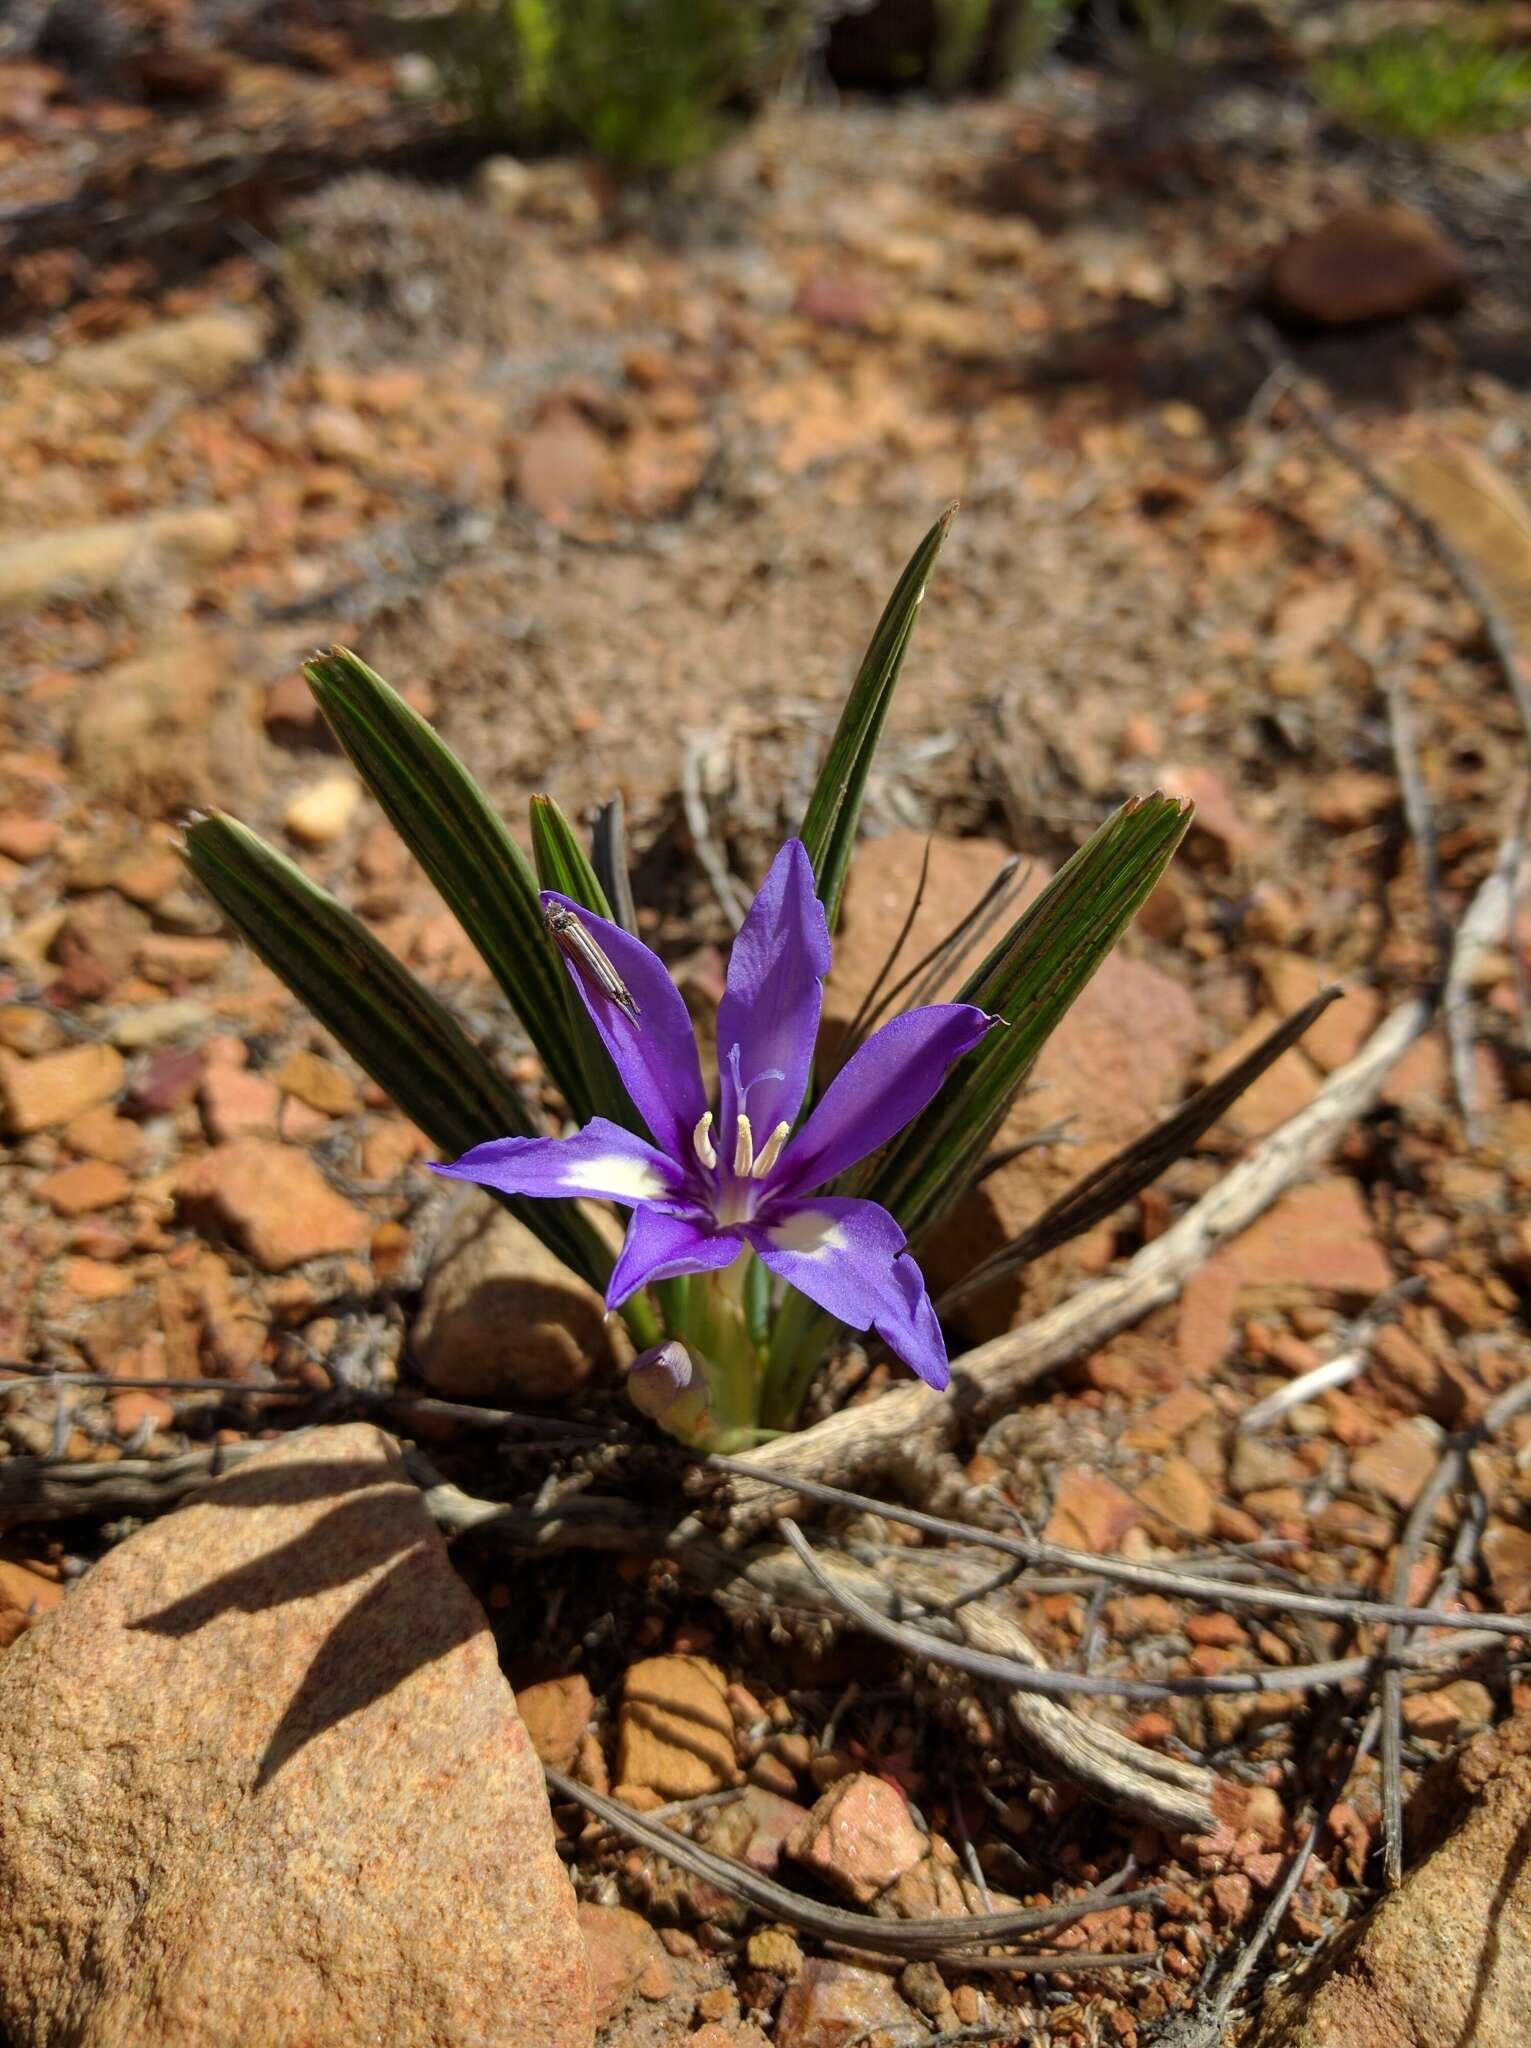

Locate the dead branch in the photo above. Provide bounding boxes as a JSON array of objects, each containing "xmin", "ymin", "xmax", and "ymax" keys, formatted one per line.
[{"xmin": 544, "ymin": 1764, "xmax": 1159, "ymax": 1965}]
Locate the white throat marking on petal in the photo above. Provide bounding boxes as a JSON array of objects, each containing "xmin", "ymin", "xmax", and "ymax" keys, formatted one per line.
[
  {"xmin": 751, "ymin": 1120, "xmax": 791, "ymax": 1179},
  {"xmin": 766, "ymin": 1208, "xmax": 848, "ymax": 1259},
  {"xmin": 565, "ymin": 1154, "xmax": 666, "ymax": 1202}
]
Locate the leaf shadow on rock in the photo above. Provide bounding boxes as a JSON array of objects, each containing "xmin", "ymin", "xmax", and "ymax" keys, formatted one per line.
[{"xmin": 126, "ymin": 1461, "xmax": 485, "ymax": 1790}]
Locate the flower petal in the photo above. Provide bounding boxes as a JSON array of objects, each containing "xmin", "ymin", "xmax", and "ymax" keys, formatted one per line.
[
  {"xmin": 607, "ymin": 1206, "xmax": 744, "ymax": 1308},
  {"xmin": 716, "ymin": 839, "xmax": 830, "ymax": 1158},
  {"xmin": 876, "ymin": 1253, "xmax": 950, "ymax": 1392},
  {"xmin": 542, "ymin": 892, "xmax": 707, "ymax": 1159},
  {"xmin": 433, "ymin": 1117, "xmax": 685, "ymax": 1207},
  {"xmin": 744, "ymin": 1196, "xmax": 949, "ymax": 1389},
  {"xmin": 774, "ymin": 1003, "xmax": 994, "ymax": 1194}
]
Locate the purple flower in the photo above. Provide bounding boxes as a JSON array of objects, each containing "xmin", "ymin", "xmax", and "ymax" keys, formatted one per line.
[{"xmin": 434, "ymin": 840, "xmax": 993, "ymax": 1390}]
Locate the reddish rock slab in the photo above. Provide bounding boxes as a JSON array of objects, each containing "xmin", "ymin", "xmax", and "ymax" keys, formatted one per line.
[
  {"xmin": 0, "ymin": 1424, "xmax": 593, "ymax": 2048},
  {"xmin": 1245, "ymin": 1713, "xmax": 1531, "ymax": 2047},
  {"xmin": 1177, "ymin": 1178, "xmax": 1390, "ymax": 1377},
  {"xmin": 1268, "ymin": 205, "xmax": 1467, "ymax": 329},
  {"xmin": 176, "ymin": 1137, "xmax": 369, "ymax": 1271}
]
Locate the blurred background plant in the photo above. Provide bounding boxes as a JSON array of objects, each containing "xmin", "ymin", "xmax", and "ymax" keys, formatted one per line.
[
  {"xmin": 1312, "ymin": 14, "xmax": 1531, "ymax": 143},
  {"xmin": 397, "ymin": 0, "xmax": 1078, "ymax": 173}
]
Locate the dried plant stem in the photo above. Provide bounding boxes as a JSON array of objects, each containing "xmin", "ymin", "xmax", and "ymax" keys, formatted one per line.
[{"xmin": 544, "ymin": 1764, "xmax": 1159, "ymax": 1963}]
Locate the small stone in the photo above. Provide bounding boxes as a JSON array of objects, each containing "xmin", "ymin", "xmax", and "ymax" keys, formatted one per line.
[
  {"xmin": 618, "ymin": 1655, "xmax": 737, "ymax": 1801},
  {"xmin": 108, "ymin": 1000, "xmax": 212, "ymax": 1051},
  {"xmin": 475, "ymin": 155, "xmax": 535, "ymax": 211},
  {"xmin": 746, "ymin": 1929, "xmax": 803, "ymax": 1977},
  {"xmin": 1350, "ymin": 1420, "xmax": 1441, "ymax": 1510},
  {"xmin": 1136, "ymin": 1456, "xmax": 1217, "ymax": 1540},
  {"xmin": 1123, "ymin": 1387, "xmax": 1215, "ymax": 1453},
  {"xmin": 38, "ymin": 1160, "xmax": 132, "ymax": 1217},
  {"xmin": 284, "ymin": 775, "xmax": 361, "ymax": 847},
  {"xmin": 775, "ymin": 1960, "xmax": 916, "ymax": 2048},
  {"xmin": 1230, "ymin": 1436, "xmax": 1303, "ymax": 1497},
  {"xmin": 61, "ymin": 1106, "xmax": 144, "ymax": 1169},
  {"xmin": 785, "ymin": 1773, "xmax": 926, "ymax": 1906},
  {"xmin": 58, "ymin": 309, "xmax": 266, "ymax": 397},
  {"xmin": 272, "ymin": 1050, "xmax": 359, "ymax": 1117},
  {"xmin": 63, "ymin": 1257, "xmax": 135, "ymax": 1301},
  {"xmin": 125, "ymin": 1047, "xmax": 203, "ymax": 1117},
  {"xmin": 110, "ymin": 846, "xmax": 183, "ymax": 906},
  {"xmin": 306, "ymin": 406, "xmax": 374, "ymax": 463},
  {"xmin": 1482, "ymin": 1522, "xmax": 1531, "ymax": 1612},
  {"xmin": 412, "ymin": 1189, "xmax": 621, "ymax": 1401},
  {"xmin": 0, "ymin": 1556, "xmax": 64, "ymax": 1647},
  {"xmin": 1268, "ymin": 204, "xmax": 1467, "ymax": 329},
  {"xmin": 0, "ymin": 1008, "xmax": 64, "ymax": 1057},
  {"xmin": 1402, "ymin": 1681, "xmax": 1495, "ymax": 1741},
  {"xmin": 0, "ymin": 817, "xmax": 59, "ymax": 862},
  {"xmin": 137, "ymin": 934, "xmax": 228, "ymax": 985},
  {"xmin": 1043, "ymin": 1467, "xmax": 1143, "ymax": 1553},
  {"xmin": 176, "ymin": 1139, "xmax": 370, "ymax": 1271},
  {"xmin": 518, "ymin": 1674, "xmax": 593, "ymax": 1772},
  {"xmin": 1, "ymin": 1043, "xmax": 124, "ymax": 1134},
  {"xmin": 198, "ymin": 1066, "xmax": 280, "ymax": 1142},
  {"xmin": 576, "ymin": 1902, "xmax": 665, "ymax": 2027}
]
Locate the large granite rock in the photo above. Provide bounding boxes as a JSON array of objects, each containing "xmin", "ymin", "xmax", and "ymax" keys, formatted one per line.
[
  {"xmin": 1245, "ymin": 1711, "xmax": 1531, "ymax": 2047},
  {"xmin": 0, "ymin": 1423, "xmax": 593, "ymax": 2048}
]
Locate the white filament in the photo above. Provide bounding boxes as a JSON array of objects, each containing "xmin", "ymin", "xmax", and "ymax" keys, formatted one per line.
[{"xmin": 692, "ymin": 1112, "xmax": 717, "ymax": 1170}]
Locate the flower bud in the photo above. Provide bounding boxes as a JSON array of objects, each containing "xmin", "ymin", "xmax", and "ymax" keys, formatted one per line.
[{"xmin": 626, "ymin": 1340, "xmax": 697, "ymax": 1422}]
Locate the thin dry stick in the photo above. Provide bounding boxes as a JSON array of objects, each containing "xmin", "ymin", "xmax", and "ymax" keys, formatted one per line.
[
  {"xmin": 1381, "ymin": 657, "xmax": 1478, "ymax": 1133},
  {"xmin": 542, "ymin": 1765, "xmax": 1158, "ymax": 1964},
  {"xmin": 724, "ymin": 822, "xmax": 1524, "ymax": 1524},
  {"xmin": 700, "ymin": 1452, "xmax": 1531, "ymax": 1643},
  {"xmin": 681, "ymin": 730, "xmax": 749, "ymax": 928},
  {"xmin": 1379, "ymin": 1373, "xmax": 1531, "ymax": 1890},
  {"xmin": 838, "ymin": 834, "xmax": 933, "ymax": 1052},
  {"xmin": 1441, "ymin": 791, "xmax": 1529, "ymax": 1142},
  {"xmin": 779, "ymin": 1521, "xmax": 1511, "ymax": 1705},
  {"xmin": 1158, "ymin": 1710, "xmax": 1383, "ymax": 2048}
]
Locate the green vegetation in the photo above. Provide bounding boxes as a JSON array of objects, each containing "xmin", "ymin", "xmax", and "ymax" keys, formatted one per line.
[{"xmin": 1314, "ymin": 19, "xmax": 1531, "ymax": 142}]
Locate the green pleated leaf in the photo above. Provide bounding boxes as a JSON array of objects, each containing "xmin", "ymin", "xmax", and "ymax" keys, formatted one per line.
[
  {"xmin": 800, "ymin": 506, "xmax": 956, "ymax": 933},
  {"xmin": 182, "ymin": 809, "xmax": 616, "ymax": 1295},
  {"xmin": 861, "ymin": 792, "xmax": 1195, "ymax": 1240},
  {"xmin": 302, "ymin": 648, "xmax": 589, "ymax": 1116},
  {"xmin": 530, "ymin": 792, "xmax": 615, "ymax": 915}
]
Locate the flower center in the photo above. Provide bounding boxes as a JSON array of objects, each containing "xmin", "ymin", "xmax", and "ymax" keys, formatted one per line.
[{"xmin": 694, "ymin": 1046, "xmax": 796, "ymax": 1224}]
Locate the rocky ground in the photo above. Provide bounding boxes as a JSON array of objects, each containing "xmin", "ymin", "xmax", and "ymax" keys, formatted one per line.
[{"xmin": 2, "ymin": 8, "xmax": 1531, "ymax": 2047}]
